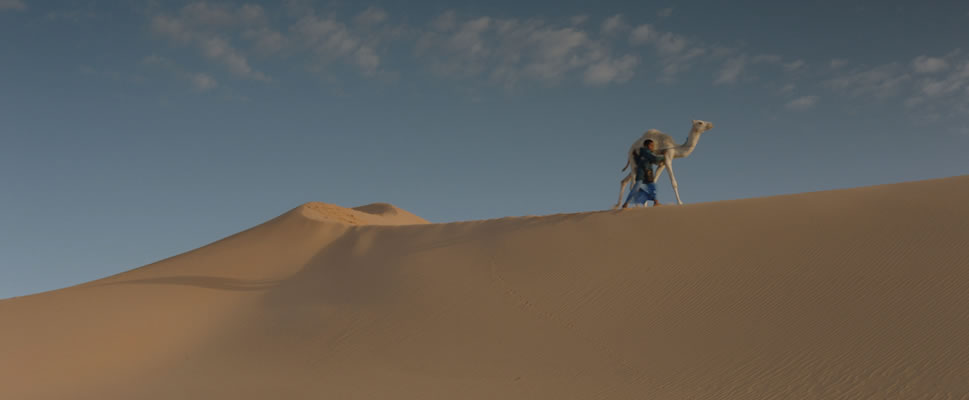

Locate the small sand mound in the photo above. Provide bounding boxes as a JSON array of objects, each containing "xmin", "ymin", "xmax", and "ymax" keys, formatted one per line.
[
  {"xmin": 297, "ymin": 202, "xmax": 428, "ymax": 226},
  {"xmin": 296, "ymin": 202, "xmax": 367, "ymax": 225},
  {"xmin": 353, "ymin": 202, "xmax": 429, "ymax": 224},
  {"xmin": 353, "ymin": 202, "xmax": 400, "ymax": 216}
]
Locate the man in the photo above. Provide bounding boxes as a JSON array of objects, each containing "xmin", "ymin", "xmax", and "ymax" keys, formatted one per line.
[{"xmin": 621, "ymin": 139, "xmax": 665, "ymax": 208}]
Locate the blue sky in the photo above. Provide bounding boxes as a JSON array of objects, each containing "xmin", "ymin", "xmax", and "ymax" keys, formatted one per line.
[{"xmin": 2, "ymin": 0, "xmax": 969, "ymax": 298}]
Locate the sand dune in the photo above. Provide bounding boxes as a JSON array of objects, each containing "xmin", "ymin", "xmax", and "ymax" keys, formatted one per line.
[{"xmin": 2, "ymin": 176, "xmax": 969, "ymax": 399}]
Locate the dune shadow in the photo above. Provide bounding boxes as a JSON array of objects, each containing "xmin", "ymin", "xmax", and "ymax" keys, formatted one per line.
[{"xmin": 99, "ymin": 276, "xmax": 282, "ymax": 292}]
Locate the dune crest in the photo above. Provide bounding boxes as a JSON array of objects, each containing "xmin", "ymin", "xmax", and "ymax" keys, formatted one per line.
[
  {"xmin": 297, "ymin": 201, "xmax": 429, "ymax": 225},
  {"xmin": 2, "ymin": 176, "xmax": 969, "ymax": 399}
]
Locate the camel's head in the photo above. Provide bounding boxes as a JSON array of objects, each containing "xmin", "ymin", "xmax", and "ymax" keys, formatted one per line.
[{"xmin": 692, "ymin": 119, "xmax": 714, "ymax": 133}]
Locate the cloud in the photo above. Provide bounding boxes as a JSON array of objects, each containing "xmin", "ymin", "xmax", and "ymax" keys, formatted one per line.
[
  {"xmin": 715, "ymin": 55, "xmax": 746, "ymax": 85},
  {"xmin": 150, "ymin": 15, "xmax": 194, "ymax": 43},
  {"xmin": 825, "ymin": 63, "xmax": 911, "ymax": 98},
  {"xmin": 570, "ymin": 15, "xmax": 588, "ymax": 25},
  {"xmin": 354, "ymin": 7, "xmax": 388, "ymax": 27},
  {"xmin": 416, "ymin": 15, "xmax": 490, "ymax": 78},
  {"xmin": 142, "ymin": 54, "xmax": 175, "ymax": 68},
  {"xmin": 601, "ymin": 14, "xmax": 628, "ymax": 35},
  {"xmin": 779, "ymin": 83, "xmax": 796, "ymax": 94},
  {"xmin": 191, "ymin": 73, "xmax": 218, "ymax": 91},
  {"xmin": 431, "ymin": 10, "xmax": 458, "ymax": 31},
  {"xmin": 492, "ymin": 22, "xmax": 600, "ymax": 85},
  {"xmin": 628, "ymin": 24, "xmax": 706, "ymax": 82},
  {"xmin": 179, "ymin": 2, "xmax": 265, "ymax": 26},
  {"xmin": 783, "ymin": 59, "xmax": 806, "ymax": 72},
  {"xmin": 0, "ymin": 0, "xmax": 25, "ymax": 11},
  {"xmin": 750, "ymin": 54, "xmax": 805, "ymax": 74},
  {"xmin": 292, "ymin": 14, "xmax": 387, "ymax": 75},
  {"xmin": 244, "ymin": 27, "xmax": 287, "ymax": 55},
  {"xmin": 914, "ymin": 60, "xmax": 969, "ymax": 98},
  {"xmin": 657, "ymin": 8, "xmax": 673, "ymax": 18},
  {"xmin": 150, "ymin": 4, "xmax": 270, "ymax": 81},
  {"xmin": 751, "ymin": 54, "xmax": 781, "ymax": 64},
  {"xmin": 45, "ymin": 9, "xmax": 99, "ymax": 22},
  {"xmin": 149, "ymin": 3, "xmax": 400, "ymax": 79},
  {"xmin": 629, "ymin": 24, "xmax": 653, "ymax": 45},
  {"xmin": 831, "ymin": 52, "xmax": 969, "ymax": 119},
  {"xmin": 654, "ymin": 32, "xmax": 688, "ymax": 55},
  {"xmin": 912, "ymin": 55, "xmax": 950, "ymax": 74},
  {"xmin": 198, "ymin": 36, "xmax": 268, "ymax": 80},
  {"xmin": 142, "ymin": 54, "xmax": 218, "ymax": 91},
  {"xmin": 418, "ymin": 12, "xmax": 638, "ymax": 87},
  {"xmin": 77, "ymin": 64, "xmax": 146, "ymax": 84},
  {"xmin": 785, "ymin": 95, "xmax": 818, "ymax": 110},
  {"xmin": 829, "ymin": 58, "xmax": 848, "ymax": 69},
  {"xmin": 657, "ymin": 47, "xmax": 706, "ymax": 83},
  {"xmin": 584, "ymin": 55, "xmax": 638, "ymax": 85},
  {"xmin": 354, "ymin": 46, "xmax": 380, "ymax": 73}
]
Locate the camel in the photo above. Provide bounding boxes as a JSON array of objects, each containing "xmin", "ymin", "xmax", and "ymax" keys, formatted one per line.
[{"xmin": 614, "ymin": 119, "xmax": 715, "ymax": 208}]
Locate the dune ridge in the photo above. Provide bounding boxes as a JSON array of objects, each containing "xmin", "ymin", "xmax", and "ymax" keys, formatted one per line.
[
  {"xmin": 298, "ymin": 202, "xmax": 429, "ymax": 226},
  {"xmin": 2, "ymin": 176, "xmax": 969, "ymax": 399}
]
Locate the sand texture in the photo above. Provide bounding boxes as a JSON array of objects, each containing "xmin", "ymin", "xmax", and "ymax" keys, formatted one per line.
[{"xmin": 2, "ymin": 178, "xmax": 969, "ymax": 399}]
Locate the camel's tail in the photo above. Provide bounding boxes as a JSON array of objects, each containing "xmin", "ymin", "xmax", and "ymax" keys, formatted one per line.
[{"xmin": 621, "ymin": 160, "xmax": 630, "ymax": 172}]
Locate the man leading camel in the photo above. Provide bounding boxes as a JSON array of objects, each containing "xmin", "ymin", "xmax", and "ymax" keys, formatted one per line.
[
  {"xmin": 613, "ymin": 119, "xmax": 715, "ymax": 208},
  {"xmin": 622, "ymin": 139, "xmax": 664, "ymax": 208}
]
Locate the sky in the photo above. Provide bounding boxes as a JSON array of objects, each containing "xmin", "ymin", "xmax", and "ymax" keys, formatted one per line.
[{"xmin": 2, "ymin": 0, "xmax": 969, "ymax": 298}]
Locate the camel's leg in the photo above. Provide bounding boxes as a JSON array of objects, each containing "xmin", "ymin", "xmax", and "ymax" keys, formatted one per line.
[
  {"xmin": 654, "ymin": 164, "xmax": 666, "ymax": 182},
  {"xmin": 664, "ymin": 157, "xmax": 683, "ymax": 205},
  {"xmin": 614, "ymin": 172, "xmax": 634, "ymax": 209}
]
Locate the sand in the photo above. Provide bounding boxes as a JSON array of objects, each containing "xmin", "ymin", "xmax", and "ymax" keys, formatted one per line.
[{"xmin": 2, "ymin": 176, "xmax": 969, "ymax": 399}]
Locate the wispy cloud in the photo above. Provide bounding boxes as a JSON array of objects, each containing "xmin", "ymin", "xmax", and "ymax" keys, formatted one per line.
[
  {"xmin": 0, "ymin": 0, "xmax": 25, "ymax": 11},
  {"xmin": 570, "ymin": 15, "xmax": 589, "ymax": 26},
  {"xmin": 584, "ymin": 55, "xmax": 638, "ymax": 86},
  {"xmin": 142, "ymin": 54, "xmax": 218, "ymax": 91},
  {"xmin": 292, "ymin": 14, "xmax": 385, "ymax": 75},
  {"xmin": 628, "ymin": 24, "xmax": 653, "ymax": 45},
  {"xmin": 198, "ymin": 36, "xmax": 268, "ymax": 80},
  {"xmin": 748, "ymin": 54, "xmax": 807, "ymax": 75},
  {"xmin": 354, "ymin": 7, "xmax": 387, "ymax": 27},
  {"xmin": 786, "ymin": 95, "xmax": 819, "ymax": 110},
  {"xmin": 243, "ymin": 27, "xmax": 287, "ymax": 55},
  {"xmin": 783, "ymin": 59, "xmax": 806, "ymax": 72},
  {"xmin": 417, "ymin": 12, "xmax": 639, "ymax": 87},
  {"xmin": 44, "ymin": 9, "xmax": 99, "ymax": 22},
  {"xmin": 628, "ymin": 24, "xmax": 707, "ymax": 82},
  {"xmin": 822, "ymin": 51, "xmax": 969, "ymax": 119},
  {"xmin": 912, "ymin": 55, "xmax": 949, "ymax": 74},
  {"xmin": 825, "ymin": 62, "xmax": 911, "ymax": 99},
  {"xmin": 600, "ymin": 14, "xmax": 628, "ymax": 35},
  {"xmin": 715, "ymin": 55, "xmax": 746, "ymax": 85},
  {"xmin": 135, "ymin": 2, "xmax": 969, "ymax": 123},
  {"xmin": 148, "ymin": 2, "xmax": 402, "ymax": 81},
  {"xmin": 908, "ymin": 57, "xmax": 969, "ymax": 105},
  {"xmin": 78, "ymin": 64, "xmax": 145, "ymax": 84},
  {"xmin": 150, "ymin": 3, "xmax": 270, "ymax": 81},
  {"xmin": 190, "ymin": 73, "xmax": 218, "ymax": 91},
  {"xmin": 653, "ymin": 31, "xmax": 689, "ymax": 55}
]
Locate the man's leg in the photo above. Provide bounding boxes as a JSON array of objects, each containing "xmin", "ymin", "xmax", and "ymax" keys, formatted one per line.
[
  {"xmin": 646, "ymin": 183, "xmax": 661, "ymax": 206},
  {"xmin": 631, "ymin": 188, "xmax": 645, "ymax": 207},
  {"xmin": 621, "ymin": 182, "xmax": 640, "ymax": 208}
]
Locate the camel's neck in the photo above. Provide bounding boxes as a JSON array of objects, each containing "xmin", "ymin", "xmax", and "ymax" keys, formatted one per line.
[{"xmin": 674, "ymin": 128, "xmax": 703, "ymax": 157}]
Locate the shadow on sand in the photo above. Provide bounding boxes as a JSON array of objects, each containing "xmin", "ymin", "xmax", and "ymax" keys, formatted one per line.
[{"xmin": 98, "ymin": 276, "xmax": 282, "ymax": 292}]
